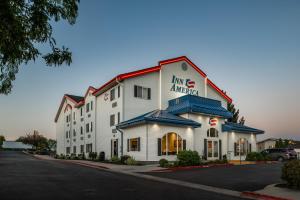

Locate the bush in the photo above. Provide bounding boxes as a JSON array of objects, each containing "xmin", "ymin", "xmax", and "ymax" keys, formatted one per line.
[
  {"xmin": 126, "ymin": 157, "xmax": 137, "ymax": 165},
  {"xmin": 98, "ymin": 151, "xmax": 105, "ymax": 161},
  {"xmin": 88, "ymin": 152, "xmax": 97, "ymax": 160},
  {"xmin": 70, "ymin": 153, "xmax": 78, "ymax": 160},
  {"xmin": 281, "ymin": 160, "xmax": 300, "ymax": 189},
  {"xmin": 159, "ymin": 159, "xmax": 169, "ymax": 167},
  {"xmin": 120, "ymin": 155, "xmax": 130, "ymax": 164},
  {"xmin": 78, "ymin": 153, "xmax": 86, "ymax": 160},
  {"xmin": 246, "ymin": 152, "xmax": 264, "ymax": 161},
  {"xmin": 111, "ymin": 156, "xmax": 120, "ymax": 163},
  {"xmin": 177, "ymin": 150, "xmax": 201, "ymax": 166}
]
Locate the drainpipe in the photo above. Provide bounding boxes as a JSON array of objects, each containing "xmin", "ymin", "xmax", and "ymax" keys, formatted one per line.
[{"xmin": 116, "ymin": 127, "xmax": 124, "ymax": 157}]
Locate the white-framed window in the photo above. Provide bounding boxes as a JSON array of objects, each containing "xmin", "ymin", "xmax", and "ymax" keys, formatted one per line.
[
  {"xmin": 110, "ymin": 88, "xmax": 115, "ymax": 101},
  {"xmin": 86, "ymin": 103, "xmax": 90, "ymax": 113},
  {"xmin": 118, "ymin": 86, "xmax": 120, "ymax": 98},
  {"xmin": 73, "ymin": 129, "xmax": 76, "ymax": 137},
  {"xmin": 110, "ymin": 114, "xmax": 115, "ymax": 126},
  {"xmin": 86, "ymin": 143, "xmax": 92, "ymax": 153},
  {"xmin": 127, "ymin": 138, "xmax": 140, "ymax": 151},
  {"xmin": 80, "ymin": 145, "xmax": 84, "ymax": 153},
  {"xmin": 207, "ymin": 128, "xmax": 218, "ymax": 137},
  {"xmin": 73, "ymin": 146, "xmax": 76, "ymax": 154},
  {"xmin": 91, "ymin": 101, "xmax": 93, "ymax": 111},
  {"xmin": 117, "ymin": 112, "xmax": 120, "ymax": 124},
  {"xmin": 90, "ymin": 122, "xmax": 93, "ymax": 132},
  {"xmin": 86, "ymin": 123, "xmax": 90, "ymax": 133},
  {"xmin": 134, "ymin": 85, "xmax": 151, "ymax": 100},
  {"xmin": 80, "ymin": 108, "xmax": 83, "ymax": 116},
  {"xmin": 73, "ymin": 112, "xmax": 75, "ymax": 121},
  {"xmin": 66, "ymin": 147, "xmax": 70, "ymax": 154},
  {"xmin": 80, "ymin": 126, "xmax": 83, "ymax": 135},
  {"xmin": 234, "ymin": 138, "xmax": 251, "ymax": 156}
]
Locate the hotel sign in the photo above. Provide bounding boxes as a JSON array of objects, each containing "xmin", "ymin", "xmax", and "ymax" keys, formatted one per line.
[{"xmin": 170, "ymin": 75, "xmax": 199, "ymax": 96}]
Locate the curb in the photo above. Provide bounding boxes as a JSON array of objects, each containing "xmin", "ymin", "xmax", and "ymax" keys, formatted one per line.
[
  {"xmin": 151, "ymin": 163, "xmax": 233, "ymax": 172},
  {"xmin": 241, "ymin": 191, "xmax": 293, "ymax": 200},
  {"xmin": 62, "ymin": 160, "xmax": 109, "ymax": 170}
]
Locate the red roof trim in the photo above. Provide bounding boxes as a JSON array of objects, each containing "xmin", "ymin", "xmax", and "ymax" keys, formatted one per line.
[
  {"xmin": 55, "ymin": 95, "xmax": 76, "ymax": 122},
  {"xmin": 84, "ymin": 86, "xmax": 96, "ymax": 99},
  {"xmin": 118, "ymin": 66, "xmax": 161, "ymax": 80},
  {"xmin": 64, "ymin": 104, "xmax": 72, "ymax": 113},
  {"xmin": 93, "ymin": 77, "xmax": 117, "ymax": 96},
  {"xmin": 159, "ymin": 56, "xmax": 207, "ymax": 78},
  {"xmin": 207, "ymin": 79, "xmax": 232, "ymax": 103}
]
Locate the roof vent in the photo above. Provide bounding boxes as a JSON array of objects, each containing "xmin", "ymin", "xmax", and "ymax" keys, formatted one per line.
[{"xmin": 181, "ymin": 62, "xmax": 188, "ymax": 71}]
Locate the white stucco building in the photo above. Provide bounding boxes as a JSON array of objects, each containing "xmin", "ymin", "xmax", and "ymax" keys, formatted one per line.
[{"xmin": 55, "ymin": 56, "xmax": 264, "ymax": 161}]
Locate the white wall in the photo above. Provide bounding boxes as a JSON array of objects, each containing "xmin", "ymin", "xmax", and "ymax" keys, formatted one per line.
[
  {"xmin": 207, "ymin": 85, "xmax": 227, "ymax": 108},
  {"xmin": 160, "ymin": 61, "xmax": 206, "ymax": 109}
]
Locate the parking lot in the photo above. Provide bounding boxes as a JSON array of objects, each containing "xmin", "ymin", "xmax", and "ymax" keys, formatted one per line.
[{"xmin": 145, "ymin": 163, "xmax": 283, "ymax": 191}]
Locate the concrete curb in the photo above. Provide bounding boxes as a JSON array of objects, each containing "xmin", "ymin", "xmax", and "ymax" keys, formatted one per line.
[
  {"xmin": 151, "ymin": 163, "xmax": 233, "ymax": 172},
  {"xmin": 241, "ymin": 191, "xmax": 293, "ymax": 200}
]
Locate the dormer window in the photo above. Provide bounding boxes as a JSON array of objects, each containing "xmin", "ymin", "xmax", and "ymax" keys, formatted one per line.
[{"xmin": 110, "ymin": 88, "xmax": 115, "ymax": 101}]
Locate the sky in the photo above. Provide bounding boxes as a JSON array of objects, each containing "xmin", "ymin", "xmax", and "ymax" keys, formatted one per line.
[{"xmin": 0, "ymin": 0, "xmax": 300, "ymax": 141}]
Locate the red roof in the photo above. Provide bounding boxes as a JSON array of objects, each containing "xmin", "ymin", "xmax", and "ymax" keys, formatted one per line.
[{"xmin": 55, "ymin": 56, "xmax": 232, "ymax": 122}]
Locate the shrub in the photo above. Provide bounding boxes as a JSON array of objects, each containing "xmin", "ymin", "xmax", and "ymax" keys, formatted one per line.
[
  {"xmin": 88, "ymin": 152, "xmax": 97, "ymax": 160},
  {"xmin": 59, "ymin": 154, "xmax": 65, "ymax": 159},
  {"xmin": 111, "ymin": 156, "xmax": 120, "ymax": 163},
  {"xmin": 126, "ymin": 157, "xmax": 137, "ymax": 165},
  {"xmin": 98, "ymin": 151, "xmax": 105, "ymax": 161},
  {"xmin": 281, "ymin": 160, "xmax": 300, "ymax": 189},
  {"xmin": 246, "ymin": 152, "xmax": 264, "ymax": 161},
  {"xmin": 120, "ymin": 155, "xmax": 130, "ymax": 164},
  {"xmin": 177, "ymin": 150, "xmax": 201, "ymax": 166},
  {"xmin": 70, "ymin": 153, "xmax": 78, "ymax": 160},
  {"xmin": 159, "ymin": 159, "xmax": 169, "ymax": 167}
]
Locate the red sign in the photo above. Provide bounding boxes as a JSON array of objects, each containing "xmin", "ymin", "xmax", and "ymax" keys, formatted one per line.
[{"xmin": 209, "ymin": 118, "xmax": 217, "ymax": 126}]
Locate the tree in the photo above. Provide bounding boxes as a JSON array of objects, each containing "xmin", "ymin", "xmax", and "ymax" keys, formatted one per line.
[
  {"xmin": 0, "ymin": 0, "xmax": 80, "ymax": 94},
  {"xmin": 275, "ymin": 138, "xmax": 292, "ymax": 148},
  {"xmin": 47, "ymin": 139, "xmax": 56, "ymax": 151},
  {"xmin": 16, "ymin": 130, "xmax": 47, "ymax": 150},
  {"xmin": 227, "ymin": 102, "xmax": 240, "ymax": 123},
  {"xmin": 0, "ymin": 135, "xmax": 5, "ymax": 148},
  {"xmin": 239, "ymin": 116, "xmax": 245, "ymax": 125}
]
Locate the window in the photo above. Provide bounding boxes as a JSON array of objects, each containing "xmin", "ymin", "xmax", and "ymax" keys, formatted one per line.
[
  {"xmin": 73, "ymin": 112, "xmax": 75, "ymax": 121},
  {"xmin": 73, "ymin": 129, "xmax": 76, "ymax": 137},
  {"xmin": 207, "ymin": 128, "xmax": 218, "ymax": 137},
  {"xmin": 66, "ymin": 115, "xmax": 68, "ymax": 122},
  {"xmin": 73, "ymin": 146, "xmax": 76, "ymax": 154},
  {"xmin": 234, "ymin": 138, "xmax": 250, "ymax": 156},
  {"xmin": 90, "ymin": 122, "xmax": 93, "ymax": 132},
  {"xmin": 128, "ymin": 138, "xmax": 140, "ymax": 151},
  {"xmin": 80, "ymin": 126, "xmax": 83, "ymax": 135},
  {"xmin": 66, "ymin": 131, "xmax": 68, "ymax": 138},
  {"xmin": 91, "ymin": 101, "xmax": 93, "ymax": 111},
  {"xmin": 110, "ymin": 114, "xmax": 115, "ymax": 126},
  {"xmin": 117, "ymin": 112, "xmax": 120, "ymax": 124},
  {"xmin": 160, "ymin": 133, "xmax": 185, "ymax": 155},
  {"xmin": 80, "ymin": 145, "xmax": 84, "ymax": 153},
  {"xmin": 80, "ymin": 108, "xmax": 83, "ymax": 116},
  {"xmin": 110, "ymin": 88, "xmax": 115, "ymax": 101},
  {"xmin": 86, "ymin": 103, "xmax": 90, "ymax": 113},
  {"xmin": 118, "ymin": 86, "xmax": 120, "ymax": 98},
  {"xmin": 134, "ymin": 85, "xmax": 151, "ymax": 100},
  {"xmin": 86, "ymin": 123, "xmax": 90, "ymax": 133},
  {"xmin": 66, "ymin": 147, "xmax": 70, "ymax": 154},
  {"xmin": 86, "ymin": 143, "xmax": 92, "ymax": 153}
]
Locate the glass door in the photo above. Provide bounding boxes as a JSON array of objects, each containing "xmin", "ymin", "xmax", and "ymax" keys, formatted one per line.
[{"xmin": 207, "ymin": 140, "xmax": 218, "ymax": 160}]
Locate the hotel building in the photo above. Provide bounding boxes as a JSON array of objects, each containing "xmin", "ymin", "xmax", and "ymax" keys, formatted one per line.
[{"xmin": 55, "ymin": 56, "xmax": 264, "ymax": 161}]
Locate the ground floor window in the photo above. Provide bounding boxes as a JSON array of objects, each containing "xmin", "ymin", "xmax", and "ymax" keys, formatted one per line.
[
  {"xmin": 73, "ymin": 146, "xmax": 76, "ymax": 154},
  {"xmin": 127, "ymin": 137, "xmax": 140, "ymax": 151},
  {"xmin": 160, "ymin": 132, "xmax": 185, "ymax": 155},
  {"xmin": 207, "ymin": 140, "xmax": 219, "ymax": 158},
  {"xmin": 80, "ymin": 145, "xmax": 84, "ymax": 153},
  {"xmin": 66, "ymin": 147, "xmax": 70, "ymax": 154},
  {"xmin": 86, "ymin": 143, "xmax": 92, "ymax": 153},
  {"xmin": 234, "ymin": 138, "xmax": 251, "ymax": 156}
]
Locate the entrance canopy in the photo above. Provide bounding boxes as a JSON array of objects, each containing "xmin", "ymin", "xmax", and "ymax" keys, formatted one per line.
[
  {"xmin": 116, "ymin": 110, "xmax": 201, "ymax": 129},
  {"xmin": 167, "ymin": 95, "xmax": 233, "ymax": 119}
]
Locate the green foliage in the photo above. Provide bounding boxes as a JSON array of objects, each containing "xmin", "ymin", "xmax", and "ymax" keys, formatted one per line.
[
  {"xmin": 59, "ymin": 154, "xmax": 65, "ymax": 159},
  {"xmin": 0, "ymin": 135, "xmax": 5, "ymax": 148},
  {"xmin": 111, "ymin": 156, "xmax": 120, "ymax": 163},
  {"xmin": 159, "ymin": 158, "xmax": 169, "ymax": 167},
  {"xmin": 16, "ymin": 130, "xmax": 47, "ymax": 150},
  {"xmin": 227, "ymin": 102, "xmax": 245, "ymax": 124},
  {"xmin": 120, "ymin": 155, "xmax": 130, "ymax": 164},
  {"xmin": 275, "ymin": 138, "xmax": 291, "ymax": 148},
  {"xmin": 70, "ymin": 153, "xmax": 78, "ymax": 160},
  {"xmin": 246, "ymin": 152, "xmax": 265, "ymax": 161},
  {"xmin": 125, "ymin": 157, "xmax": 137, "ymax": 165},
  {"xmin": 0, "ymin": 0, "xmax": 79, "ymax": 94},
  {"xmin": 78, "ymin": 153, "xmax": 85, "ymax": 160},
  {"xmin": 88, "ymin": 152, "xmax": 97, "ymax": 160},
  {"xmin": 281, "ymin": 160, "xmax": 300, "ymax": 189},
  {"xmin": 177, "ymin": 150, "xmax": 201, "ymax": 166}
]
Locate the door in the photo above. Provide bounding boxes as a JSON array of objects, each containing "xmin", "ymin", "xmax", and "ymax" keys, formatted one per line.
[
  {"xmin": 112, "ymin": 139, "xmax": 118, "ymax": 157},
  {"xmin": 207, "ymin": 140, "xmax": 219, "ymax": 160}
]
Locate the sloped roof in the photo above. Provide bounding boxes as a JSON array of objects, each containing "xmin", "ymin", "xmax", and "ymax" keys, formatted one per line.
[
  {"xmin": 167, "ymin": 95, "xmax": 233, "ymax": 119},
  {"xmin": 222, "ymin": 122, "xmax": 264, "ymax": 134},
  {"xmin": 116, "ymin": 110, "xmax": 201, "ymax": 129},
  {"xmin": 65, "ymin": 94, "xmax": 84, "ymax": 103}
]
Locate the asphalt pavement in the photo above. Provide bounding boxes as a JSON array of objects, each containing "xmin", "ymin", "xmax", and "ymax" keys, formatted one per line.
[{"xmin": 0, "ymin": 151, "xmax": 245, "ymax": 200}]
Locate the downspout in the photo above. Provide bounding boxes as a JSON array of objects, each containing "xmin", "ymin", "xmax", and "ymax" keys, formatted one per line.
[{"xmin": 116, "ymin": 77, "xmax": 124, "ymax": 157}]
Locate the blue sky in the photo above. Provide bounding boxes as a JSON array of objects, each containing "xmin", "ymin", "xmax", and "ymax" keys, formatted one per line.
[{"xmin": 0, "ymin": 0, "xmax": 299, "ymax": 140}]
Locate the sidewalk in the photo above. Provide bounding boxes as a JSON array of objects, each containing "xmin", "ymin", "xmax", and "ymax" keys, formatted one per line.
[
  {"xmin": 33, "ymin": 154, "xmax": 163, "ymax": 173},
  {"xmin": 253, "ymin": 184, "xmax": 300, "ymax": 200}
]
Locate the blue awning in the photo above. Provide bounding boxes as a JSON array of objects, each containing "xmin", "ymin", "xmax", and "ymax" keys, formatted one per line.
[
  {"xmin": 167, "ymin": 95, "xmax": 233, "ymax": 119},
  {"xmin": 116, "ymin": 110, "xmax": 201, "ymax": 129},
  {"xmin": 222, "ymin": 122, "xmax": 264, "ymax": 134}
]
